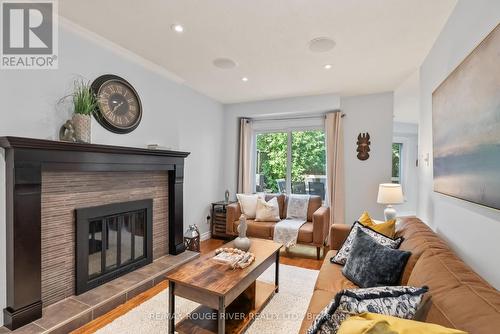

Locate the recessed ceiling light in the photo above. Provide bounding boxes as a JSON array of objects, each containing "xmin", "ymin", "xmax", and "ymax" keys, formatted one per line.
[
  {"xmin": 324, "ymin": 64, "xmax": 332, "ymax": 70},
  {"xmin": 213, "ymin": 58, "xmax": 237, "ymax": 69},
  {"xmin": 241, "ymin": 77, "xmax": 249, "ymax": 82},
  {"xmin": 171, "ymin": 24, "xmax": 184, "ymax": 33},
  {"xmin": 308, "ymin": 37, "xmax": 336, "ymax": 53}
]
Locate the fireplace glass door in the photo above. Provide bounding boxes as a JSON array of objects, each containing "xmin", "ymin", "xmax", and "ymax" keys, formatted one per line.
[{"xmin": 76, "ymin": 199, "xmax": 153, "ymax": 294}]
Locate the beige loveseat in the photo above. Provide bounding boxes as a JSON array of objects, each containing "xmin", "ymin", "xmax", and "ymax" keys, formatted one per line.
[{"xmin": 225, "ymin": 194, "xmax": 330, "ymax": 259}]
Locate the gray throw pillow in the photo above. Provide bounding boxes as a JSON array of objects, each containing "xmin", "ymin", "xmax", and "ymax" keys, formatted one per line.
[
  {"xmin": 342, "ymin": 228, "xmax": 411, "ymax": 288},
  {"xmin": 331, "ymin": 221, "xmax": 403, "ymax": 265}
]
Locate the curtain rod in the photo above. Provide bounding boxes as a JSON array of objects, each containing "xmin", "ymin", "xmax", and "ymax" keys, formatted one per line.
[{"xmin": 248, "ymin": 111, "xmax": 345, "ymax": 122}]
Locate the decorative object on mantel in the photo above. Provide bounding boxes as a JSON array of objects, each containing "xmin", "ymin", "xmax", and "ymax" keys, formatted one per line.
[
  {"xmin": 147, "ymin": 143, "xmax": 173, "ymax": 150},
  {"xmin": 377, "ymin": 183, "xmax": 404, "ymax": 220},
  {"xmin": 356, "ymin": 132, "xmax": 371, "ymax": 160},
  {"xmin": 224, "ymin": 189, "xmax": 230, "ymax": 203},
  {"xmin": 71, "ymin": 79, "xmax": 96, "ymax": 143},
  {"xmin": 213, "ymin": 247, "xmax": 255, "ymax": 269},
  {"xmin": 184, "ymin": 224, "xmax": 200, "ymax": 252},
  {"xmin": 91, "ymin": 74, "xmax": 143, "ymax": 134},
  {"xmin": 234, "ymin": 214, "xmax": 251, "ymax": 251},
  {"xmin": 58, "ymin": 120, "xmax": 77, "ymax": 142}
]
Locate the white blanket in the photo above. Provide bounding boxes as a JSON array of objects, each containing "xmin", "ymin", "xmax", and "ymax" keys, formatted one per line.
[{"xmin": 273, "ymin": 218, "xmax": 307, "ymax": 248}]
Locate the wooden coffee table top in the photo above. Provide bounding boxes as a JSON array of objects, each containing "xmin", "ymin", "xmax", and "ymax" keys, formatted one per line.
[{"xmin": 166, "ymin": 238, "xmax": 282, "ymax": 296}]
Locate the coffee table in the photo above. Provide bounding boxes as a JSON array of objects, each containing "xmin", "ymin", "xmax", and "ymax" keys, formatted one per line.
[{"xmin": 166, "ymin": 238, "xmax": 282, "ymax": 334}]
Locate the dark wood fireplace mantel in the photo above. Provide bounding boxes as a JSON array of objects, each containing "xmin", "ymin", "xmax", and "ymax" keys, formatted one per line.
[{"xmin": 0, "ymin": 137, "xmax": 190, "ymax": 330}]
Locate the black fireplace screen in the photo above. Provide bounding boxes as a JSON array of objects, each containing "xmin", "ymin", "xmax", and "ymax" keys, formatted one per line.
[{"xmin": 76, "ymin": 199, "xmax": 153, "ymax": 294}]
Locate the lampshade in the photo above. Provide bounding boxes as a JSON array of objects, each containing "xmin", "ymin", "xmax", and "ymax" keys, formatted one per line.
[{"xmin": 377, "ymin": 183, "xmax": 404, "ymax": 204}]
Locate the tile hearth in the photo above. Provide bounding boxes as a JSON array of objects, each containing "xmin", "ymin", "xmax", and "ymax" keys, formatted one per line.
[{"xmin": 1, "ymin": 251, "xmax": 198, "ymax": 334}]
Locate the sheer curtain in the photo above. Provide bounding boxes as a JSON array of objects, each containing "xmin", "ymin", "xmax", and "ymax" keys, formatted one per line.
[
  {"xmin": 325, "ymin": 111, "xmax": 345, "ymax": 229},
  {"xmin": 237, "ymin": 118, "xmax": 254, "ymax": 194}
]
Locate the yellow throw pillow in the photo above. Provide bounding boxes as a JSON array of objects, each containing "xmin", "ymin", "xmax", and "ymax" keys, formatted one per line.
[
  {"xmin": 357, "ymin": 212, "xmax": 396, "ymax": 238},
  {"xmin": 338, "ymin": 313, "xmax": 467, "ymax": 334}
]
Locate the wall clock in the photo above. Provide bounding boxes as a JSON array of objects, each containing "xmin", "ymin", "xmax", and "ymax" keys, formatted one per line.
[{"xmin": 91, "ymin": 74, "xmax": 142, "ymax": 134}]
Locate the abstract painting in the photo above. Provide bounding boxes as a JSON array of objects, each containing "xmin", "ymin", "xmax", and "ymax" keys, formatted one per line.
[{"xmin": 433, "ymin": 24, "xmax": 500, "ymax": 210}]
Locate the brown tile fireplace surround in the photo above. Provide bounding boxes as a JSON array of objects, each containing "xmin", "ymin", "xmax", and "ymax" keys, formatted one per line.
[{"xmin": 0, "ymin": 137, "xmax": 198, "ymax": 332}]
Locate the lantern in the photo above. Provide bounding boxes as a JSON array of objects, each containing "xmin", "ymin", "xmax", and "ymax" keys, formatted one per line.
[{"xmin": 184, "ymin": 224, "xmax": 200, "ymax": 252}]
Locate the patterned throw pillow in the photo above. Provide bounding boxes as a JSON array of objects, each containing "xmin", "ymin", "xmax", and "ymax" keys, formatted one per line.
[
  {"xmin": 307, "ymin": 286, "xmax": 429, "ymax": 334},
  {"xmin": 331, "ymin": 222, "xmax": 403, "ymax": 265}
]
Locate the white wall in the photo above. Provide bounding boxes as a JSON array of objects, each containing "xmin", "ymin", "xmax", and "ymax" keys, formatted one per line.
[
  {"xmin": 418, "ymin": 0, "xmax": 500, "ymax": 288},
  {"xmin": 341, "ymin": 93, "xmax": 394, "ymax": 224},
  {"xmin": 394, "ymin": 71, "xmax": 420, "ymax": 124},
  {"xmin": 0, "ymin": 20, "xmax": 224, "ymax": 323},
  {"xmin": 223, "ymin": 92, "xmax": 394, "ymax": 225}
]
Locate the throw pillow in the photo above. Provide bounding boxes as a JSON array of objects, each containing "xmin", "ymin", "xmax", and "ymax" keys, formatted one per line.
[
  {"xmin": 342, "ymin": 228, "xmax": 411, "ymax": 287},
  {"xmin": 286, "ymin": 194, "xmax": 310, "ymax": 220},
  {"xmin": 337, "ymin": 313, "xmax": 466, "ymax": 334},
  {"xmin": 236, "ymin": 193, "xmax": 264, "ymax": 219},
  {"xmin": 331, "ymin": 222, "xmax": 403, "ymax": 265},
  {"xmin": 255, "ymin": 197, "xmax": 280, "ymax": 222},
  {"xmin": 358, "ymin": 211, "xmax": 396, "ymax": 238},
  {"xmin": 307, "ymin": 286, "xmax": 428, "ymax": 334}
]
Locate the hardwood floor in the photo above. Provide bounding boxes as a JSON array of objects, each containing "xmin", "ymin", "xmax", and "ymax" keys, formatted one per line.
[{"xmin": 72, "ymin": 238, "xmax": 324, "ymax": 334}]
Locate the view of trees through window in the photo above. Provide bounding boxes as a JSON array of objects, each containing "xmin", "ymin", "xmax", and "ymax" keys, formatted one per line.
[
  {"xmin": 256, "ymin": 130, "xmax": 326, "ymax": 199},
  {"xmin": 392, "ymin": 143, "xmax": 402, "ymax": 183}
]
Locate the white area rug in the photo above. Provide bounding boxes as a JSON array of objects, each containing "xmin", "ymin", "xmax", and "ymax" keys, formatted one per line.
[{"xmin": 96, "ymin": 264, "xmax": 319, "ymax": 334}]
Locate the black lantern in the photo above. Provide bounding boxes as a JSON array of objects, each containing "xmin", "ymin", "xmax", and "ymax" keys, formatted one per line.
[{"xmin": 184, "ymin": 224, "xmax": 200, "ymax": 252}]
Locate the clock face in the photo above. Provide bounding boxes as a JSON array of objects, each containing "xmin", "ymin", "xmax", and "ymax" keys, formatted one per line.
[{"xmin": 92, "ymin": 75, "xmax": 142, "ymax": 134}]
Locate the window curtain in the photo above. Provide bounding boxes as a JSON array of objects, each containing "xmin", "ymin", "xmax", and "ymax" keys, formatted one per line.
[
  {"xmin": 237, "ymin": 118, "xmax": 253, "ymax": 194},
  {"xmin": 325, "ymin": 111, "xmax": 345, "ymax": 229}
]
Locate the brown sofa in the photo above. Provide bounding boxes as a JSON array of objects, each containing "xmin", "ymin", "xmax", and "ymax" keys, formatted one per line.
[
  {"xmin": 226, "ymin": 194, "xmax": 330, "ymax": 259},
  {"xmin": 299, "ymin": 217, "xmax": 500, "ymax": 334}
]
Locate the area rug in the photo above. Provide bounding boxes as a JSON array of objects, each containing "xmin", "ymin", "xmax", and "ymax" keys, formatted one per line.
[{"xmin": 96, "ymin": 263, "xmax": 319, "ymax": 334}]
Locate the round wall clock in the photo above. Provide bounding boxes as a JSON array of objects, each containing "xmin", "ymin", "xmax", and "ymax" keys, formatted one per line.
[{"xmin": 91, "ymin": 74, "xmax": 142, "ymax": 134}]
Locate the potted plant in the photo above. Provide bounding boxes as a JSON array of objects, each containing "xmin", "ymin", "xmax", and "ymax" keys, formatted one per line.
[{"xmin": 71, "ymin": 80, "xmax": 96, "ymax": 143}]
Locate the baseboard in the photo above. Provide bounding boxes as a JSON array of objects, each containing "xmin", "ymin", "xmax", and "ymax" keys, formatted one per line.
[{"xmin": 200, "ymin": 231, "xmax": 211, "ymax": 241}]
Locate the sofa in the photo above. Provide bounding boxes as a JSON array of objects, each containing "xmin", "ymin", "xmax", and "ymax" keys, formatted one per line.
[
  {"xmin": 299, "ymin": 217, "xmax": 500, "ymax": 334},
  {"xmin": 226, "ymin": 194, "xmax": 330, "ymax": 259}
]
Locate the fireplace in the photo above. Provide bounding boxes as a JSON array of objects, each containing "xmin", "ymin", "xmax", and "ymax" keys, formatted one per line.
[
  {"xmin": 0, "ymin": 137, "xmax": 190, "ymax": 330},
  {"xmin": 75, "ymin": 199, "xmax": 153, "ymax": 294}
]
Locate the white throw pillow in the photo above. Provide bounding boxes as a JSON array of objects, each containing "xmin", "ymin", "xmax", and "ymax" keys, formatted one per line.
[
  {"xmin": 286, "ymin": 194, "xmax": 310, "ymax": 220},
  {"xmin": 236, "ymin": 193, "xmax": 264, "ymax": 219},
  {"xmin": 255, "ymin": 197, "xmax": 280, "ymax": 222}
]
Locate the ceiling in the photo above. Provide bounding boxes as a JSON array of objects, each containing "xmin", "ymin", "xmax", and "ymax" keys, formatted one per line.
[{"xmin": 59, "ymin": 0, "xmax": 456, "ymax": 104}]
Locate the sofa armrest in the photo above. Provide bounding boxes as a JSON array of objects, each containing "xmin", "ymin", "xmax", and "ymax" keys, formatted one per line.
[
  {"xmin": 329, "ymin": 224, "xmax": 351, "ymax": 251},
  {"xmin": 312, "ymin": 206, "xmax": 330, "ymax": 245},
  {"xmin": 225, "ymin": 202, "xmax": 241, "ymax": 235}
]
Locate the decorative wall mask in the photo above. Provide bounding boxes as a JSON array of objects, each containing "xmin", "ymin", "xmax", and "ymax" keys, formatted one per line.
[{"xmin": 356, "ymin": 132, "xmax": 371, "ymax": 161}]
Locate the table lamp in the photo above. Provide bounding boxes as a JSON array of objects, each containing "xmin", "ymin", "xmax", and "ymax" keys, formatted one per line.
[{"xmin": 377, "ymin": 183, "xmax": 404, "ymax": 220}]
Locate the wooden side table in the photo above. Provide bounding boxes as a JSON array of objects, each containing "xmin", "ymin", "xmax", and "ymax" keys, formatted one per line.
[{"xmin": 211, "ymin": 201, "xmax": 235, "ymax": 239}]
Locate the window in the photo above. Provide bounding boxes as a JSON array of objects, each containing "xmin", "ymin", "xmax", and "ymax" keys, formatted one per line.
[
  {"xmin": 255, "ymin": 129, "xmax": 326, "ymax": 199},
  {"xmin": 392, "ymin": 143, "xmax": 402, "ymax": 183}
]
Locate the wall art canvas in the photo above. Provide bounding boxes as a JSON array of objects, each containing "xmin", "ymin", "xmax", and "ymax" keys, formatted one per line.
[{"xmin": 433, "ymin": 24, "xmax": 500, "ymax": 210}]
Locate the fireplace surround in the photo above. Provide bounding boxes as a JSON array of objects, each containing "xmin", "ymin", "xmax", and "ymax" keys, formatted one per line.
[{"xmin": 0, "ymin": 137, "xmax": 190, "ymax": 330}]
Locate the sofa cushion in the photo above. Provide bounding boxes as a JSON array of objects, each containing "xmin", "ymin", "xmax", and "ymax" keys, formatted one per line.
[
  {"xmin": 233, "ymin": 219, "xmax": 274, "ymax": 239},
  {"xmin": 407, "ymin": 249, "xmax": 500, "ymax": 333},
  {"xmin": 297, "ymin": 222, "xmax": 314, "ymax": 243},
  {"xmin": 299, "ymin": 289, "xmax": 336, "ymax": 334},
  {"xmin": 315, "ymin": 250, "xmax": 358, "ymax": 292},
  {"xmin": 342, "ymin": 229, "xmax": 411, "ymax": 288}
]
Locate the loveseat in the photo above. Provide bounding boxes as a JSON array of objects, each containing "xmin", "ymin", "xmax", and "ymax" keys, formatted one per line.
[
  {"xmin": 226, "ymin": 194, "xmax": 330, "ymax": 259},
  {"xmin": 298, "ymin": 217, "xmax": 500, "ymax": 333}
]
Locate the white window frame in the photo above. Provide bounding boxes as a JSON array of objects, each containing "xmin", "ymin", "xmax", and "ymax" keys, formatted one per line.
[
  {"xmin": 393, "ymin": 136, "xmax": 410, "ymax": 199},
  {"xmin": 252, "ymin": 117, "xmax": 325, "ymax": 195}
]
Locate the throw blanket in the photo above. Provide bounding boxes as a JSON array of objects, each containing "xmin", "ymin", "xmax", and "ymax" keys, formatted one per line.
[
  {"xmin": 273, "ymin": 219, "xmax": 307, "ymax": 248},
  {"xmin": 273, "ymin": 195, "xmax": 310, "ymax": 247}
]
